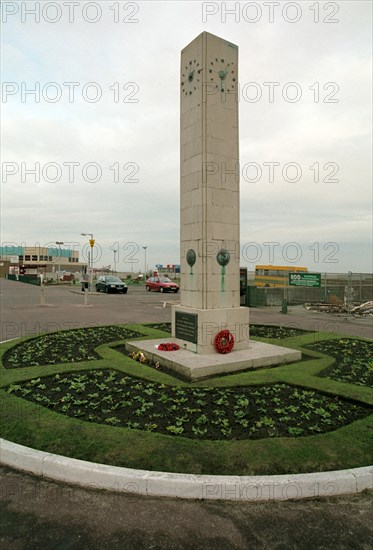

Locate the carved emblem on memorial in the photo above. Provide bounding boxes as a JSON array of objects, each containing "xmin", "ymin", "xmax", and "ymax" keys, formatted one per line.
[
  {"xmin": 216, "ymin": 249, "xmax": 230, "ymax": 267},
  {"xmin": 186, "ymin": 249, "xmax": 196, "ymax": 274},
  {"xmin": 217, "ymin": 249, "xmax": 230, "ymax": 292}
]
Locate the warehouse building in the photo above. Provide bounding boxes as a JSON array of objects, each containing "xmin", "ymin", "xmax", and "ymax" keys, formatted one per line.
[{"xmin": 0, "ymin": 244, "xmax": 86, "ymax": 279}]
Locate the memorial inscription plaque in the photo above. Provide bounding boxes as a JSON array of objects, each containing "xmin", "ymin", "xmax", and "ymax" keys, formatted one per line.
[{"xmin": 175, "ymin": 311, "xmax": 198, "ymax": 344}]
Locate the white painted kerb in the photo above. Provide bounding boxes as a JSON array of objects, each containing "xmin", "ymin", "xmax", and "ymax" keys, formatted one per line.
[{"xmin": 1, "ymin": 439, "xmax": 372, "ymax": 501}]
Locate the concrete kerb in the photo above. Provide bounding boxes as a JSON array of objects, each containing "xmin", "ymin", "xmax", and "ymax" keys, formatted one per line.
[{"xmin": 1, "ymin": 439, "xmax": 372, "ymax": 501}]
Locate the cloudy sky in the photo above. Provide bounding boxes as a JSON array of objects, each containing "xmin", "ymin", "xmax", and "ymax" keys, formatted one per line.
[{"xmin": 1, "ymin": 0, "xmax": 372, "ymax": 273}]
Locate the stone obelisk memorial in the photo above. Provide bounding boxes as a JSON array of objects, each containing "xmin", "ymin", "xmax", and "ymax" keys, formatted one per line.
[
  {"xmin": 127, "ymin": 32, "xmax": 301, "ymax": 379},
  {"xmin": 172, "ymin": 31, "xmax": 250, "ymax": 354}
]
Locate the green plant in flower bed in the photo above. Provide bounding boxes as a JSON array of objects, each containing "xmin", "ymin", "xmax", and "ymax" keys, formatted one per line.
[
  {"xmin": 2, "ymin": 326, "xmax": 142, "ymax": 369},
  {"xmin": 148, "ymin": 323, "xmax": 309, "ymax": 340},
  {"xmin": 147, "ymin": 322, "xmax": 172, "ymax": 334},
  {"xmin": 308, "ymin": 338, "xmax": 373, "ymax": 387},
  {"xmin": 249, "ymin": 325, "xmax": 310, "ymax": 339},
  {"xmin": 5, "ymin": 370, "xmax": 371, "ymax": 440},
  {"xmin": 1, "ymin": 324, "xmax": 373, "ymax": 475}
]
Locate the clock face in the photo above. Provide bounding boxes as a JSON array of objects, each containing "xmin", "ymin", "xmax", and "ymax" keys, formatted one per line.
[
  {"xmin": 208, "ymin": 57, "xmax": 236, "ymax": 93},
  {"xmin": 181, "ymin": 59, "xmax": 202, "ymax": 96}
]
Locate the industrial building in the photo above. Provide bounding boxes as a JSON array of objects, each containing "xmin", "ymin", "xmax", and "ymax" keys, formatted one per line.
[{"xmin": 0, "ymin": 244, "xmax": 86, "ymax": 279}]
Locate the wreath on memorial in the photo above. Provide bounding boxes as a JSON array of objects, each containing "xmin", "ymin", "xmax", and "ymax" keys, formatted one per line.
[
  {"xmin": 214, "ymin": 330, "xmax": 235, "ymax": 354},
  {"xmin": 157, "ymin": 343, "xmax": 180, "ymax": 351}
]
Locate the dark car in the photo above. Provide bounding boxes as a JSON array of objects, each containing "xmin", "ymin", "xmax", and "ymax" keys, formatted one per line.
[
  {"xmin": 146, "ymin": 276, "xmax": 179, "ymax": 293},
  {"xmin": 96, "ymin": 276, "xmax": 128, "ymax": 294}
]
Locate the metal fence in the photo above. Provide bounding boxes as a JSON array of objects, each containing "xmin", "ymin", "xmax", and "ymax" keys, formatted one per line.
[
  {"xmin": 7, "ymin": 274, "xmax": 41, "ymax": 286},
  {"xmin": 247, "ymin": 272, "xmax": 373, "ymax": 307}
]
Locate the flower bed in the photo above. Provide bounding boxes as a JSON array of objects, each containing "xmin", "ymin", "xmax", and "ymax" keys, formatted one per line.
[
  {"xmin": 148, "ymin": 323, "xmax": 310, "ymax": 340},
  {"xmin": 5, "ymin": 370, "xmax": 371, "ymax": 440},
  {"xmin": 308, "ymin": 338, "xmax": 373, "ymax": 387},
  {"xmin": 2, "ymin": 326, "xmax": 142, "ymax": 368},
  {"xmin": 1, "ymin": 323, "xmax": 372, "ymax": 475}
]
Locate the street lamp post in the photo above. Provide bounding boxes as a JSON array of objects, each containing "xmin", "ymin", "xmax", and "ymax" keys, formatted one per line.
[
  {"xmin": 347, "ymin": 271, "xmax": 353, "ymax": 319},
  {"xmin": 110, "ymin": 246, "xmax": 118, "ymax": 274},
  {"xmin": 142, "ymin": 246, "xmax": 148, "ymax": 280},
  {"xmin": 55, "ymin": 241, "xmax": 64, "ymax": 283},
  {"xmin": 81, "ymin": 233, "xmax": 94, "ymax": 291}
]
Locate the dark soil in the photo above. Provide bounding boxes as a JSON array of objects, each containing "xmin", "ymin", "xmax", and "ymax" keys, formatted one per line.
[
  {"xmin": 307, "ymin": 338, "xmax": 373, "ymax": 387},
  {"xmin": 147, "ymin": 323, "xmax": 311, "ymax": 339},
  {"xmin": 6, "ymin": 370, "xmax": 371, "ymax": 441},
  {"xmin": 147, "ymin": 322, "xmax": 172, "ymax": 333},
  {"xmin": 3, "ymin": 324, "xmax": 372, "ymax": 443},
  {"xmin": 2, "ymin": 323, "xmax": 312, "ymax": 371},
  {"xmin": 2, "ymin": 326, "xmax": 142, "ymax": 369}
]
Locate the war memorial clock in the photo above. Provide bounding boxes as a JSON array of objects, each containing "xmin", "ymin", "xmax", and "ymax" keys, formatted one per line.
[
  {"xmin": 172, "ymin": 32, "xmax": 250, "ymax": 354},
  {"xmin": 128, "ymin": 32, "xmax": 301, "ymax": 377}
]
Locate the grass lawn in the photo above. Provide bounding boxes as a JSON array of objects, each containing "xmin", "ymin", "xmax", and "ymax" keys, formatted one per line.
[{"xmin": 0, "ymin": 324, "xmax": 372, "ymax": 475}]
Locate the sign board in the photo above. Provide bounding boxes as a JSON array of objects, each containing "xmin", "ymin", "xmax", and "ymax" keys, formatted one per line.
[
  {"xmin": 288, "ymin": 272, "xmax": 321, "ymax": 287},
  {"xmin": 10, "ymin": 256, "xmax": 19, "ymax": 264},
  {"xmin": 175, "ymin": 311, "xmax": 198, "ymax": 343}
]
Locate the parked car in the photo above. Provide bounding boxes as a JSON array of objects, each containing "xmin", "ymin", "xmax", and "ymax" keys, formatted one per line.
[
  {"xmin": 146, "ymin": 276, "xmax": 179, "ymax": 293},
  {"xmin": 59, "ymin": 272, "xmax": 74, "ymax": 281},
  {"xmin": 96, "ymin": 276, "xmax": 128, "ymax": 294}
]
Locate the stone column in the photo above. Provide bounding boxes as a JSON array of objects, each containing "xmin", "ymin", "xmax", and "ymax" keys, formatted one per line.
[{"xmin": 172, "ymin": 32, "xmax": 250, "ymax": 354}]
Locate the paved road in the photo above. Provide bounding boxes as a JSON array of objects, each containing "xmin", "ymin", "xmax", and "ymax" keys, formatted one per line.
[
  {"xmin": 1, "ymin": 278, "xmax": 372, "ymax": 341},
  {"xmin": 0, "ymin": 278, "xmax": 372, "ymax": 548},
  {"xmin": 1, "ymin": 466, "xmax": 372, "ymax": 550},
  {"xmin": 0, "ymin": 278, "xmax": 181, "ymax": 341}
]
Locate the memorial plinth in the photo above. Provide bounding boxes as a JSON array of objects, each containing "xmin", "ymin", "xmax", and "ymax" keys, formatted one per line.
[{"xmin": 126, "ymin": 339, "xmax": 302, "ymax": 381}]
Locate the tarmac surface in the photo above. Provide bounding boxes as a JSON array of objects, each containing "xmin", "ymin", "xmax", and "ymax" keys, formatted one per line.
[
  {"xmin": 1, "ymin": 278, "xmax": 372, "ymax": 341},
  {"xmin": 1, "ymin": 465, "xmax": 372, "ymax": 550},
  {"xmin": 1, "ymin": 278, "xmax": 372, "ymax": 549}
]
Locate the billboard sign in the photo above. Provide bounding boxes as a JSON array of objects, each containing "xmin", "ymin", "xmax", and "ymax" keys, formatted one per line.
[{"xmin": 288, "ymin": 272, "xmax": 321, "ymax": 287}]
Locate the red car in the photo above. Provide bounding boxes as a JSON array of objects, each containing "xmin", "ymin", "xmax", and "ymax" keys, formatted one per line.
[
  {"xmin": 59, "ymin": 273, "xmax": 74, "ymax": 281},
  {"xmin": 146, "ymin": 276, "xmax": 179, "ymax": 293}
]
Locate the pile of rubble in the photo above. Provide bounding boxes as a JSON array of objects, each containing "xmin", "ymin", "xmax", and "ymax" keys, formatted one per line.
[
  {"xmin": 304, "ymin": 303, "xmax": 346, "ymax": 314},
  {"xmin": 304, "ymin": 301, "xmax": 373, "ymax": 317},
  {"xmin": 351, "ymin": 301, "xmax": 373, "ymax": 316}
]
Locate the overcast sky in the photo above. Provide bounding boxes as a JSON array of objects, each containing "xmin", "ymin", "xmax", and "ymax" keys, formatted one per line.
[{"xmin": 1, "ymin": 1, "xmax": 372, "ymax": 273}]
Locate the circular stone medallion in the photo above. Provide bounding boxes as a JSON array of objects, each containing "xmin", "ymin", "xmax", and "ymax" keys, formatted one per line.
[
  {"xmin": 216, "ymin": 249, "xmax": 230, "ymax": 267},
  {"xmin": 186, "ymin": 249, "xmax": 197, "ymax": 267}
]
